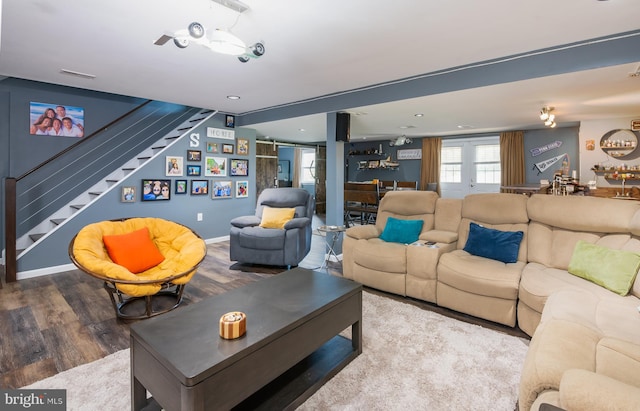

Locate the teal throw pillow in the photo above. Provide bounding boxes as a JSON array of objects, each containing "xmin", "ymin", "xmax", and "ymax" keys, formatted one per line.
[
  {"xmin": 379, "ymin": 217, "xmax": 424, "ymax": 244},
  {"xmin": 463, "ymin": 222, "xmax": 523, "ymax": 263},
  {"xmin": 568, "ymin": 240, "xmax": 640, "ymax": 296}
]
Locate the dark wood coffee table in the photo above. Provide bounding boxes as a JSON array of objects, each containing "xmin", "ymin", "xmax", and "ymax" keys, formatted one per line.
[{"xmin": 130, "ymin": 268, "xmax": 362, "ymax": 411}]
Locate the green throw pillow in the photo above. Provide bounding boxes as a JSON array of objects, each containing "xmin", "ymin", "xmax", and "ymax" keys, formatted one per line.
[
  {"xmin": 568, "ymin": 240, "xmax": 640, "ymax": 296},
  {"xmin": 379, "ymin": 217, "xmax": 424, "ymax": 244}
]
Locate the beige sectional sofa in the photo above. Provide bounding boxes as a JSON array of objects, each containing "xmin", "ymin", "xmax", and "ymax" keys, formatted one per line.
[{"xmin": 343, "ymin": 191, "xmax": 640, "ymax": 411}]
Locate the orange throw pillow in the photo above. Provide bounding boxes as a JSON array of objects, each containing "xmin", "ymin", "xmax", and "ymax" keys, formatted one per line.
[{"xmin": 103, "ymin": 227, "xmax": 165, "ymax": 273}]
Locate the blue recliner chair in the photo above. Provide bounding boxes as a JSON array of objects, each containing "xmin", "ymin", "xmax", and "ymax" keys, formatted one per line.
[{"xmin": 230, "ymin": 188, "xmax": 315, "ymax": 267}]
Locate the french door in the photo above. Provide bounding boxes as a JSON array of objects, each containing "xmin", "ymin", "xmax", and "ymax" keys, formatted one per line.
[{"xmin": 439, "ymin": 136, "xmax": 501, "ymax": 199}]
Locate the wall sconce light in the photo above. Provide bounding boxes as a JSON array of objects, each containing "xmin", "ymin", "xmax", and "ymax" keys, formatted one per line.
[{"xmin": 539, "ymin": 106, "xmax": 556, "ymax": 128}]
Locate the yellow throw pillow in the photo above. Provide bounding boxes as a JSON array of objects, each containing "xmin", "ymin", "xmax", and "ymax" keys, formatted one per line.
[
  {"xmin": 103, "ymin": 227, "xmax": 165, "ymax": 273},
  {"xmin": 259, "ymin": 207, "xmax": 296, "ymax": 229}
]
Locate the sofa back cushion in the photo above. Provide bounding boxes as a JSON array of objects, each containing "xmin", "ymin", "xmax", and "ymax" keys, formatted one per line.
[
  {"xmin": 376, "ymin": 191, "xmax": 438, "ymax": 234},
  {"xmin": 527, "ymin": 194, "xmax": 640, "ymax": 298},
  {"xmin": 434, "ymin": 198, "xmax": 462, "ymax": 232},
  {"xmin": 457, "ymin": 193, "xmax": 529, "ymax": 262}
]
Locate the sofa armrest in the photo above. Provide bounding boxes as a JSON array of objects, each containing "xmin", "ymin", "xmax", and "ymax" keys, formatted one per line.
[
  {"xmin": 559, "ymin": 369, "xmax": 640, "ymax": 410},
  {"xmin": 345, "ymin": 224, "xmax": 381, "ymax": 240},
  {"xmin": 284, "ymin": 217, "xmax": 311, "ymax": 230},
  {"xmin": 421, "ymin": 229, "xmax": 458, "ymax": 244},
  {"xmin": 230, "ymin": 215, "xmax": 260, "ymax": 228}
]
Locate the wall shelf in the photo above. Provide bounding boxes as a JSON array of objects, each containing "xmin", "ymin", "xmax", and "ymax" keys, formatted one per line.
[{"xmin": 599, "ymin": 129, "xmax": 638, "ymax": 159}]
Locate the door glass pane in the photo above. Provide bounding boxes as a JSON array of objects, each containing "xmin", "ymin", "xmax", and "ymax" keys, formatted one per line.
[
  {"xmin": 441, "ymin": 147, "xmax": 462, "ymax": 183},
  {"xmin": 474, "ymin": 144, "xmax": 501, "ymax": 184}
]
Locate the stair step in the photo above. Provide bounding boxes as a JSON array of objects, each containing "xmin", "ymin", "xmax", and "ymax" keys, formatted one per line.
[
  {"xmin": 106, "ymin": 179, "xmax": 119, "ymax": 184},
  {"xmin": 189, "ymin": 117, "xmax": 207, "ymax": 123},
  {"xmin": 70, "ymin": 204, "xmax": 85, "ymax": 210},
  {"xmin": 30, "ymin": 233, "xmax": 45, "ymax": 242},
  {"xmin": 177, "ymin": 127, "xmax": 192, "ymax": 132},
  {"xmin": 89, "ymin": 191, "xmax": 102, "ymax": 196},
  {"xmin": 165, "ymin": 136, "xmax": 180, "ymax": 141},
  {"xmin": 138, "ymin": 156, "xmax": 151, "ymax": 161},
  {"xmin": 51, "ymin": 218, "xmax": 65, "ymax": 225}
]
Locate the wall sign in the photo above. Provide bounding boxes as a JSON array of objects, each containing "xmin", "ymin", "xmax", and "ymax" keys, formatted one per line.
[
  {"xmin": 632, "ymin": 119, "xmax": 640, "ymax": 131},
  {"xmin": 397, "ymin": 149, "xmax": 422, "ymax": 160},
  {"xmin": 207, "ymin": 127, "xmax": 235, "ymax": 140},
  {"xmin": 530, "ymin": 140, "xmax": 562, "ymax": 157}
]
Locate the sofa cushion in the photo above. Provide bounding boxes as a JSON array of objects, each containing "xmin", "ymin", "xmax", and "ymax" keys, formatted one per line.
[
  {"xmin": 259, "ymin": 207, "xmax": 295, "ymax": 229},
  {"xmin": 380, "ymin": 217, "xmax": 423, "ymax": 244},
  {"xmin": 102, "ymin": 227, "xmax": 165, "ymax": 274},
  {"xmin": 354, "ymin": 239, "xmax": 407, "ymax": 274},
  {"xmin": 437, "ymin": 250, "xmax": 524, "ymax": 299},
  {"xmin": 568, "ymin": 240, "xmax": 640, "ymax": 296},
  {"xmin": 463, "ymin": 222, "xmax": 523, "ymax": 263}
]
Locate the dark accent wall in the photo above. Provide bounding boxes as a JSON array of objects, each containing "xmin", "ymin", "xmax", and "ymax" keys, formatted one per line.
[
  {"xmin": 524, "ymin": 127, "xmax": 580, "ymax": 183},
  {"xmin": 345, "ymin": 138, "xmax": 423, "ymax": 183}
]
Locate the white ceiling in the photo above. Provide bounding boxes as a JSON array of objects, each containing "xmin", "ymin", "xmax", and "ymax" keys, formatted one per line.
[{"xmin": 1, "ymin": 0, "xmax": 640, "ymax": 143}]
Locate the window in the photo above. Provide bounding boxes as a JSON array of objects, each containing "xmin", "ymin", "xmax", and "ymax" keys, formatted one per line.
[
  {"xmin": 301, "ymin": 149, "xmax": 315, "ymax": 184},
  {"xmin": 474, "ymin": 144, "xmax": 501, "ymax": 184},
  {"xmin": 440, "ymin": 146, "xmax": 462, "ymax": 183}
]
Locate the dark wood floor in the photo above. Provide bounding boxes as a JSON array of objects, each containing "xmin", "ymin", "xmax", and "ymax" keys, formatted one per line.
[{"xmin": 0, "ymin": 220, "xmax": 528, "ymax": 389}]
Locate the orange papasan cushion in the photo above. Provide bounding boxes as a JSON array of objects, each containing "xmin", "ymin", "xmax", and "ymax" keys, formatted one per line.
[{"xmin": 102, "ymin": 227, "xmax": 165, "ymax": 273}]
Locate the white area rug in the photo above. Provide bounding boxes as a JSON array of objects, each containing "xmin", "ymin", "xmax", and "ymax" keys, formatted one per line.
[{"xmin": 25, "ymin": 292, "xmax": 528, "ymax": 411}]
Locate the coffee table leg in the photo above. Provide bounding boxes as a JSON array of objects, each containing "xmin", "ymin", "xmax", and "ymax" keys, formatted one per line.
[
  {"xmin": 352, "ymin": 318, "xmax": 362, "ymax": 354},
  {"xmin": 132, "ymin": 375, "xmax": 147, "ymax": 411}
]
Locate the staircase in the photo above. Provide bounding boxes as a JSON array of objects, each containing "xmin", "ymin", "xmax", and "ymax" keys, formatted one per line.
[{"xmin": 14, "ymin": 106, "xmax": 217, "ymax": 257}]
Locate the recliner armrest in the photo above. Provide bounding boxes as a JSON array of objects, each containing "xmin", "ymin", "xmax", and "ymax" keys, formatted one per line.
[
  {"xmin": 345, "ymin": 224, "xmax": 380, "ymax": 240},
  {"xmin": 230, "ymin": 215, "xmax": 261, "ymax": 228},
  {"xmin": 283, "ymin": 217, "xmax": 311, "ymax": 230}
]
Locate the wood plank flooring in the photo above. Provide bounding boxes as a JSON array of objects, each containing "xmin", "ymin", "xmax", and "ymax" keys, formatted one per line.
[{"xmin": 0, "ymin": 221, "xmax": 528, "ymax": 389}]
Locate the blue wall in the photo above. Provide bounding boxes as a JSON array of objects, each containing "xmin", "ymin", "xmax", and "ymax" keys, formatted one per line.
[
  {"xmin": 345, "ymin": 138, "xmax": 422, "ymax": 183},
  {"xmin": 524, "ymin": 127, "xmax": 579, "ymax": 183}
]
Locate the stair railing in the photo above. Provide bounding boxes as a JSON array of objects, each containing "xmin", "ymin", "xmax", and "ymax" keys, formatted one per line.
[{"xmin": 3, "ymin": 100, "xmax": 152, "ymax": 283}]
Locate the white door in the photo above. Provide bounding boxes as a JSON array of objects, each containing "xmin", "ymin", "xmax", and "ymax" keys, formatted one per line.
[{"xmin": 440, "ymin": 137, "xmax": 501, "ymax": 199}]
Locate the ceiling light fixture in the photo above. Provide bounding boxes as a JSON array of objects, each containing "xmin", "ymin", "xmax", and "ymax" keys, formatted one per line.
[
  {"xmin": 226, "ymin": 95, "xmax": 240, "ymax": 100},
  {"xmin": 154, "ymin": 1, "xmax": 264, "ymax": 64},
  {"xmin": 539, "ymin": 106, "xmax": 557, "ymax": 128},
  {"xmin": 390, "ymin": 135, "xmax": 412, "ymax": 146},
  {"xmin": 59, "ymin": 69, "xmax": 96, "ymax": 79}
]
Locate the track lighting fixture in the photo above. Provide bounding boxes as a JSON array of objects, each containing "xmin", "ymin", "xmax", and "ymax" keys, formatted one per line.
[{"xmin": 539, "ymin": 106, "xmax": 556, "ymax": 128}]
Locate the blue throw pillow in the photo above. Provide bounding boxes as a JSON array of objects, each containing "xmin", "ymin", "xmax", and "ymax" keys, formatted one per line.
[
  {"xmin": 380, "ymin": 217, "xmax": 424, "ymax": 244},
  {"xmin": 463, "ymin": 222, "xmax": 523, "ymax": 263}
]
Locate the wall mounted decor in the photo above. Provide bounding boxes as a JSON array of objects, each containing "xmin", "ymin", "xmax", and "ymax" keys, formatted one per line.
[
  {"xmin": 121, "ymin": 186, "xmax": 136, "ymax": 202},
  {"xmin": 187, "ymin": 164, "xmax": 201, "ymax": 176},
  {"xmin": 230, "ymin": 159, "xmax": 248, "ymax": 176},
  {"xmin": 223, "ymin": 143, "xmax": 234, "ymax": 154},
  {"xmin": 190, "ymin": 180, "xmax": 209, "ymax": 195},
  {"xmin": 166, "ymin": 156, "xmax": 184, "ymax": 176},
  {"xmin": 30, "ymin": 101, "xmax": 85, "ymax": 137},
  {"xmin": 205, "ymin": 156, "xmax": 227, "ymax": 176},
  {"xmin": 213, "ymin": 181, "xmax": 233, "ymax": 199},
  {"xmin": 236, "ymin": 180, "xmax": 248, "ymax": 198},
  {"xmin": 142, "ymin": 179, "xmax": 171, "ymax": 201},
  {"xmin": 187, "ymin": 150, "xmax": 201, "ymax": 161},
  {"xmin": 175, "ymin": 180, "xmax": 187, "ymax": 194},
  {"xmin": 225, "ymin": 114, "xmax": 235, "ymax": 128},
  {"xmin": 237, "ymin": 138, "xmax": 249, "ymax": 155},
  {"xmin": 206, "ymin": 142, "xmax": 219, "ymax": 153}
]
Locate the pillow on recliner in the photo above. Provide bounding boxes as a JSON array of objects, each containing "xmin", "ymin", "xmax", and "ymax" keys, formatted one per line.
[
  {"xmin": 380, "ymin": 217, "xmax": 423, "ymax": 244},
  {"xmin": 568, "ymin": 240, "xmax": 640, "ymax": 296},
  {"xmin": 259, "ymin": 207, "xmax": 296, "ymax": 229},
  {"xmin": 463, "ymin": 222, "xmax": 523, "ymax": 264},
  {"xmin": 103, "ymin": 227, "xmax": 165, "ymax": 273}
]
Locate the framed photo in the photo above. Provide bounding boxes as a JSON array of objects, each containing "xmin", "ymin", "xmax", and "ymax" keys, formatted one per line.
[
  {"xmin": 121, "ymin": 186, "xmax": 136, "ymax": 202},
  {"xmin": 205, "ymin": 156, "xmax": 227, "ymax": 176},
  {"xmin": 236, "ymin": 180, "xmax": 248, "ymax": 198},
  {"xmin": 206, "ymin": 142, "xmax": 219, "ymax": 153},
  {"xmin": 187, "ymin": 150, "xmax": 201, "ymax": 161},
  {"xmin": 222, "ymin": 143, "xmax": 234, "ymax": 154},
  {"xmin": 212, "ymin": 181, "xmax": 233, "ymax": 199},
  {"xmin": 230, "ymin": 158, "xmax": 249, "ymax": 176},
  {"xmin": 237, "ymin": 138, "xmax": 249, "ymax": 155},
  {"xmin": 190, "ymin": 180, "xmax": 209, "ymax": 195},
  {"xmin": 175, "ymin": 180, "xmax": 187, "ymax": 194},
  {"xmin": 225, "ymin": 114, "xmax": 235, "ymax": 128},
  {"xmin": 142, "ymin": 179, "xmax": 171, "ymax": 201},
  {"xmin": 187, "ymin": 164, "xmax": 201, "ymax": 176},
  {"xmin": 30, "ymin": 102, "xmax": 85, "ymax": 137},
  {"xmin": 166, "ymin": 156, "xmax": 184, "ymax": 176}
]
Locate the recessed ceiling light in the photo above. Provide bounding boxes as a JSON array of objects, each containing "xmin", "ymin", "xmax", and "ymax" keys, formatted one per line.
[
  {"xmin": 414, "ymin": 113, "xmax": 424, "ymax": 117},
  {"xmin": 299, "ymin": 128, "xmax": 305, "ymax": 132},
  {"xmin": 457, "ymin": 125, "xmax": 474, "ymax": 129},
  {"xmin": 226, "ymin": 95, "xmax": 240, "ymax": 100},
  {"xmin": 399, "ymin": 125, "xmax": 416, "ymax": 129},
  {"xmin": 353, "ymin": 112, "xmax": 368, "ymax": 116}
]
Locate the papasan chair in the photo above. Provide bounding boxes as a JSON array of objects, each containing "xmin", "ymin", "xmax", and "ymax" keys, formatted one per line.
[{"xmin": 69, "ymin": 217, "xmax": 207, "ymax": 320}]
